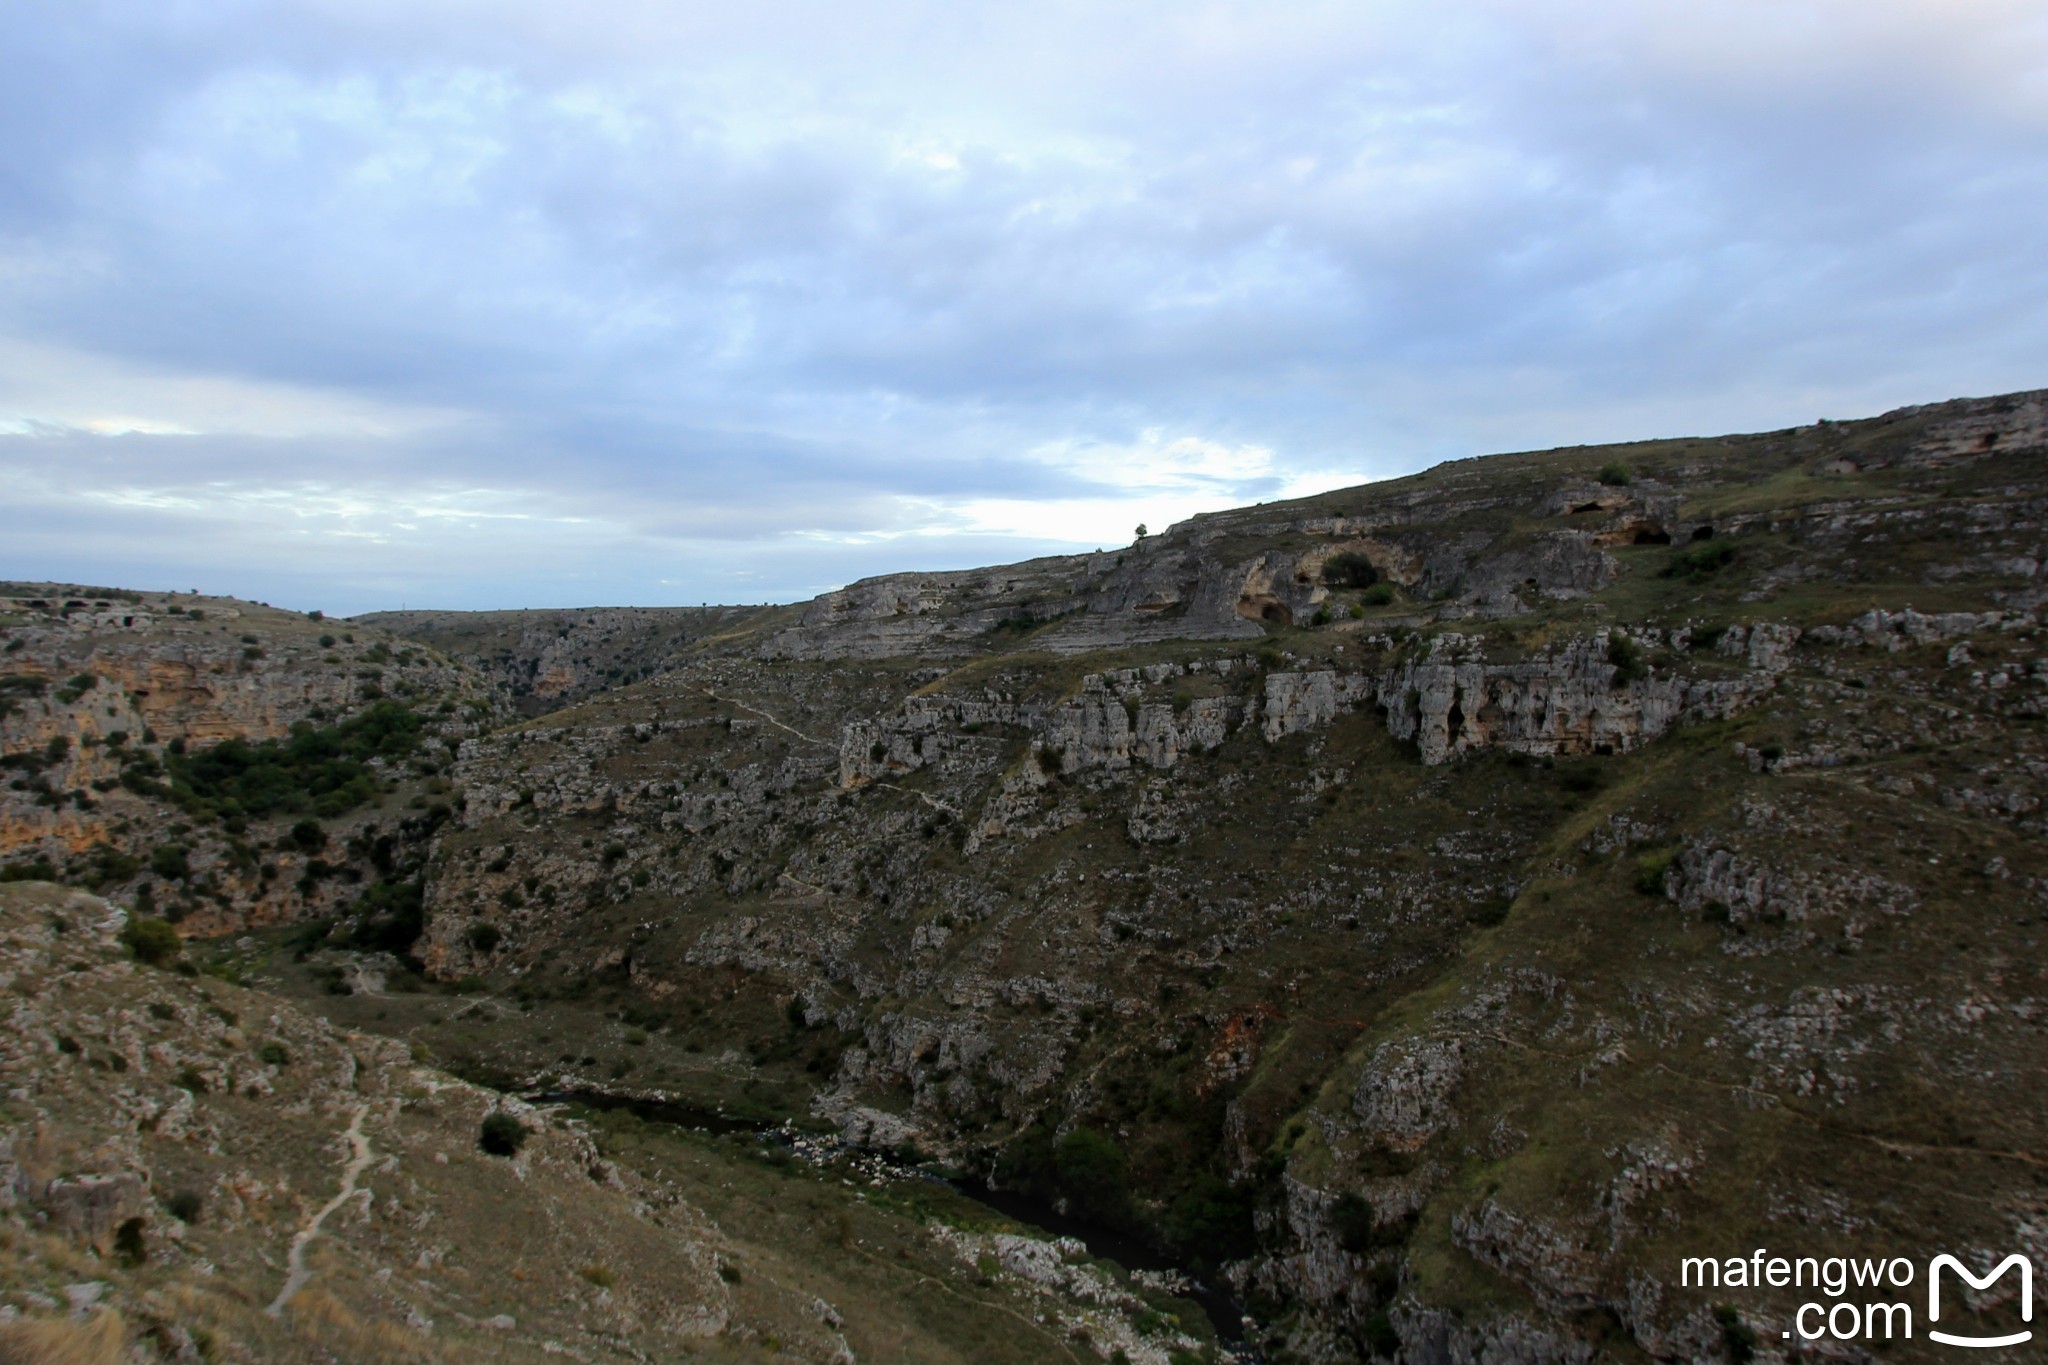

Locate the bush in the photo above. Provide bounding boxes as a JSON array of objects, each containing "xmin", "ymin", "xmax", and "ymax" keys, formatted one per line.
[
  {"xmin": 1163, "ymin": 1173, "xmax": 1256, "ymax": 1266},
  {"xmin": 1053, "ymin": 1126, "xmax": 1130, "ymax": 1223},
  {"xmin": 1634, "ymin": 852, "xmax": 1675, "ymax": 897},
  {"xmin": 347, "ymin": 878, "xmax": 425, "ymax": 952},
  {"xmin": 83, "ymin": 843, "xmax": 140, "ymax": 890},
  {"xmin": 163, "ymin": 700, "xmax": 421, "ymax": 821},
  {"xmin": 478, "ymin": 1113, "xmax": 529, "ymax": 1157},
  {"xmin": 1606, "ymin": 633, "xmax": 1647, "ymax": 685},
  {"xmin": 1332, "ymin": 1191, "xmax": 1378, "ymax": 1252},
  {"xmin": 1322, "ymin": 552, "xmax": 1379, "ymax": 589},
  {"xmin": 121, "ymin": 916, "xmax": 182, "ymax": 966},
  {"xmin": 1662, "ymin": 540, "xmax": 1737, "ymax": 581},
  {"xmin": 1596, "ymin": 462, "xmax": 1632, "ymax": 486},
  {"xmin": 54, "ymin": 673, "xmax": 98, "ymax": 704},
  {"xmin": 1359, "ymin": 583, "xmax": 1395, "ymax": 607},
  {"xmin": 465, "ymin": 922, "xmax": 502, "ymax": 954},
  {"xmin": 150, "ymin": 844, "xmax": 191, "ymax": 881},
  {"xmin": 0, "ymin": 857, "xmax": 58, "ymax": 883},
  {"xmin": 257, "ymin": 1041, "xmax": 290, "ymax": 1067}
]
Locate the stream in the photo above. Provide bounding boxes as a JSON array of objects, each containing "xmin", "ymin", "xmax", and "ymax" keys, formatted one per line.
[{"xmin": 530, "ymin": 1089, "xmax": 1265, "ymax": 1358}]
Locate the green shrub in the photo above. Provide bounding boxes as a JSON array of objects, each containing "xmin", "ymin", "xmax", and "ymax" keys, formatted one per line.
[
  {"xmin": 83, "ymin": 843, "xmax": 140, "ymax": 890},
  {"xmin": 1163, "ymin": 1173, "xmax": 1256, "ymax": 1266},
  {"xmin": 1360, "ymin": 583, "xmax": 1395, "ymax": 607},
  {"xmin": 150, "ymin": 844, "xmax": 191, "ymax": 880},
  {"xmin": 465, "ymin": 922, "xmax": 503, "ymax": 954},
  {"xmin": 163, "ymin": 700, "xmax": 420, "ymax": 821},
  {"xmin": 1662, "ymin": 540, "xmax": 1737, "ymax": 580},
  {"xmin": 121, "ymin": 916, "xmax": 182, "ymax": 966},
  {"xmin": 257, "ymin": 1041, "xmax": 290, "ymax": 1067},
  {"xmin": 1606, "ymin": 633, "xmax": 1647, "ymax": 685},
  {"xmin": 0, "ymin": 857, "xmax": 58, "ymax": 883},
  {"xmin": 1717, "ymin": 1305, "xmax": 1758, "ymax": 1363},
  {"xmin": 1332, "ymin": 1191, "xmax": 1378, "ymax": 1252},
  {"xmin": 1051, "ymin": 1126, "xmax": 1130, "ymax": 1223},
  {"xmin": 347, "ymin": 878, "xmax": 425, "ymax": 952},
  {"xmin": 54, "ymin": 673, "xmax": 98, "ymax": 704},
  {"xmin": 478, "ymin": 1113, "xmax": 529, "ymax": 1157},
  {"xmin": 1596, "ymin": 461, "xmax": 1631, "ymax": 486},
  {"xmin": 1322, "ymin": 552, "xmax": 1379, "ymax": 589},
  {"xmin": 1634, "ymin": 851, "xmax": 1675, "ymax": 897}
]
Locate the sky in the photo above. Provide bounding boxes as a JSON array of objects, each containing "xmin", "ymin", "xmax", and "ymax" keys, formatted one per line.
[{"xmin": 2, "ymin": 1, "xmax": 2044, "ymax": 615}]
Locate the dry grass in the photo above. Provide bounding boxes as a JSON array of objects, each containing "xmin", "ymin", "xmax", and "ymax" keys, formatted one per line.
[{"xmin": 0, "ymin": 1311, "xmax": 128, "ymax": 1365}]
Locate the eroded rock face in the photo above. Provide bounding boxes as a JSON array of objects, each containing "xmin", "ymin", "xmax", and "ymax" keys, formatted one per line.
[
  {"xmin": 1351, "ymin": 1038, "xmax": 1465, "ymax": 1149},
  {"xmin": 1377, "ymin": 633, "xmax": 1771, "ymax": 764},
  {"xmin": 0, "ymin": 587, "xmax": 501, "ymax": 935},
  {"xmin": 355, "ymin": 604, "xmax": 771, "ymax": 713}
]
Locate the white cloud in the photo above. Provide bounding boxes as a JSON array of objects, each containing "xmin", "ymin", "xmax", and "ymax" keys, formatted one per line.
[{"xmin": 0, "ymin": 337, "xmax": 470, "ymax": 440}]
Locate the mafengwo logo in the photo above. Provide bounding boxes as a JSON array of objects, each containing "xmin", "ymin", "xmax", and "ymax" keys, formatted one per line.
[
  {"xmin": 1929, "ymin": 1254, "xmax": 2032, "ymax": 1350},
  {"xmin": 1682, "ymin": 1250, "xmax": 2034, "ymax": 1348}
]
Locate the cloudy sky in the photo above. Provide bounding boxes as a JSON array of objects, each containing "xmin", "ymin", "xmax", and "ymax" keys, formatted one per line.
[{"xmin": 3, "ymin": 1, "xmax": 2044, "ymax": 614}]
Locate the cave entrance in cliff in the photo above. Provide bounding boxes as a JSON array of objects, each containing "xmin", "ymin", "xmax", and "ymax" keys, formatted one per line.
[
  {"xmin": 1632, "ymin": 528, "xmax": 1672, "ymax": 545},
  {"xmin": 1261, "ymin": 603, "xmax": 1293, "ymax": 625}
]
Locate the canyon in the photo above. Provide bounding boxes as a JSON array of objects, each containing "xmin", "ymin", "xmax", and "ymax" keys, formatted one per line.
[{"xmin": 5, "ymin": 387, "xmax": 2046, "ymax": 1362}]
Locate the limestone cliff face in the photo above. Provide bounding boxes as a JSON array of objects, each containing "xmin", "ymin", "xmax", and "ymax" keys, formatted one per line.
[
  {"xmin": 357, "ymin": 604, "xmax": 771, "ymax": 713},
  {"xmin": 1374, "ymin": 632, "xmax": 1772, "ymax": 764},
  {"xmin": 1, "ymin": 587, "xmax": 500, "ymax": 935}
]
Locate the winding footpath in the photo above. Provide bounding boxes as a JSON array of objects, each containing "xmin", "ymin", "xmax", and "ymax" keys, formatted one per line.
[{"xmin": 266, "ymin": 1104, "xmax": 374, "ymax": 1317}]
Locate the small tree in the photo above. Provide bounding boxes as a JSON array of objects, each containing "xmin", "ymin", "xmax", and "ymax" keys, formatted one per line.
[
  {"xmin": 121, "ymin": 916, "xmax": 182, "ymax": 966},
  {"xmin": 1597, "ymin": 461, "xmax": 1632, "ymax": 486},
  {"xmin": 1133, "ymin": 523, "xmax": 1148, "ymax": 544},
  {"xmin": 1322, "ymin": 552, "xmax": 1379, "ymax": 589}
]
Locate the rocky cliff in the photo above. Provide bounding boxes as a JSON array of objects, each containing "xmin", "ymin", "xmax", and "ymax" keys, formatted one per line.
[
  {"xmin": 0, "ymin": 587, "xmax": 504, "ymax": 936},
  {"xmin": 355, "ymin": 604, "xmax": 779, "ymax": 714}
]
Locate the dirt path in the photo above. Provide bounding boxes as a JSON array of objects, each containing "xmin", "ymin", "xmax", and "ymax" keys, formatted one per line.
[
  {"xmin": 266, "ymin": 1104, "xmax": 374, "ymax": 1317},
  {"xmin": 700, "ymin": 686, "xmax": 835, "ymax": 749}
]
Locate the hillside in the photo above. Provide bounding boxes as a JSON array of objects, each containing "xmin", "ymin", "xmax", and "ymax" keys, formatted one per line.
[
  {"xmin": 351, "ymin": 606, "xmax": 782, "ymax": 715},
  {"xmin": 5, "ymin": 385, "xmax": 2046, "ymax": 1362},
  {"xmin": 0, "ymin": 882, "xmax": 1222, "ymax": 1362}
]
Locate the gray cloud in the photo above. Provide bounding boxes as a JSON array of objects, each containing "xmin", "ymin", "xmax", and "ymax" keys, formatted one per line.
[{"xmin": 3, "ymin": 1, "xmax": 2044, "ymax": 611}]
